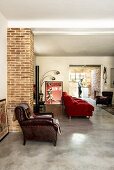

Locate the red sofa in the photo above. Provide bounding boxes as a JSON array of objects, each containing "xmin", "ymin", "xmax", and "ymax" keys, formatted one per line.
[{"xmin": 62, "ymin": 92, "xmax": 94, "ymax": 118}]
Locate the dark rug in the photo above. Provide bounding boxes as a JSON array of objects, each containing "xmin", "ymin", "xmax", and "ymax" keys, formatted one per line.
[{"xmin": 101, "ymin": 105, "xmax": 114, "ymax": 115}]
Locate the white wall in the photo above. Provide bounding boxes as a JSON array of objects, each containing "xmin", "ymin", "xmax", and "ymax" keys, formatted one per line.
[
  {"xmin": 36, "ymin": 56, "xmax": 114, "ymax": 102},
  {"xmin": 0, "ymin": 12, "xmax": 7, "ymax": 100}
]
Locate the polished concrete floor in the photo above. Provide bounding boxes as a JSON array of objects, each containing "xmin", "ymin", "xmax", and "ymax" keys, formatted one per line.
[{"xmin": 0, "ymin": 100, "xmax": 114, "ymax": 170}]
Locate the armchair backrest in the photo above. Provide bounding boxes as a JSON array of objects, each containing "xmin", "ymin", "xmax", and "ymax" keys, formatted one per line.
[
  {"xmin": 15, "ymin": 103, "xmax": 32, "ymax": 122},
  {"xmin": 102, "ymin": 91, "xmax": 113, "ymax": 98}
]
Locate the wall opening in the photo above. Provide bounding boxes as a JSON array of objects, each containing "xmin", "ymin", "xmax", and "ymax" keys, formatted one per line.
[{"xmin": 69, "ymin": 65, "xmax": 101, "ymax": 99}]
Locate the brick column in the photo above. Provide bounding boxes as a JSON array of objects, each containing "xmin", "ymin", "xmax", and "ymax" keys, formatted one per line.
[{"xmin": 7, "ymin": 28, "xmax": 34, "ymax": 131}]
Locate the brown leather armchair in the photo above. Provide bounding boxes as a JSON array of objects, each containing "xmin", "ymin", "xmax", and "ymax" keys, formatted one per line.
[
  {"xmin": 96, "ymin": 91, "xmax": 113, "ymax": 106},
  {"xmin": 14, "ymin": 103, "xmax": 60, "ymax": 146}
]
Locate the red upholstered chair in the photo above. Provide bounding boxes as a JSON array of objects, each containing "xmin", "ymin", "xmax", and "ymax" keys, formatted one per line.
[{"xmin": 14, "ymin": 103, "xmax": 60, "ymax": 146}]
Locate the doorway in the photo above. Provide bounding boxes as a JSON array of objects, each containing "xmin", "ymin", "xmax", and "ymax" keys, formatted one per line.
[{"xmin": 69, "ymin": 65, "xmax": 101, "ymax": 99}]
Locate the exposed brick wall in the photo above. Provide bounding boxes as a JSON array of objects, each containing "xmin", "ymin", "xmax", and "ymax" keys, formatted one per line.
[{"xmin": 7, "ymin": 28, "xmax": 34, "ymax": 131}]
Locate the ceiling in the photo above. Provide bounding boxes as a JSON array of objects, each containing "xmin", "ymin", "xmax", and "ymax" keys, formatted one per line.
[
  {"xmin": 0, "ymin": 0, "xmax": 114, "ymax": 56},
  {"xmin": 34, "ymin": 33, "xmax": 114, "ymax": 56},
  {"xmin": 0, "ymin": 0, "xmax": 114, "ymax": 21}
]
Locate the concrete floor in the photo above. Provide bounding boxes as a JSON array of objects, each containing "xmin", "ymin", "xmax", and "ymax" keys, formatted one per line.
[{"xmin": 0, "ymin": 101, "xmax": 114, "ymax": 170}]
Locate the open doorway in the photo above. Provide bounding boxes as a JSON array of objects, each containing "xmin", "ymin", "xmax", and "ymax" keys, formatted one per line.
[{"xmin": 69, "ymin": 65, "xmax": 101, "ymax": 99}]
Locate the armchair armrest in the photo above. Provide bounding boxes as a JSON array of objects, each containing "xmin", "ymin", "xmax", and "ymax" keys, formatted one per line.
[
  {"xmin": 34, "ymin": 112, "xmax": 54, "ymax": 118},
  {"xmin": 21, "ymin": 117, "xmax": 54, "ymax": 126},
  {"xmin": 96, "ymin": 96, "xmax": 101, "ymax": 98},
  {"xmin": 33, "ymin": 115, "xmax": 52, "ymax": 119}
]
